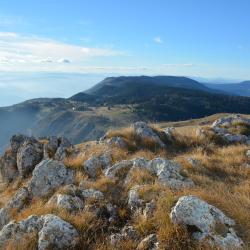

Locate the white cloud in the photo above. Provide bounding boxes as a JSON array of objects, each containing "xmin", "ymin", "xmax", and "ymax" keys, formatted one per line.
[
  {"xmin": 0, "ymin": 32, "xmax": 126, "ymax": 71},
  {"xmin": 163, "ymin": 63, "xmax": 195, "ymax": 67},
  {"xmin": 154, "ymin": 37, "xmax": 163, "ymax": 44},
  {"xmin": 57, "ymin": 58, "xmax": 71, "ymax": 63}
]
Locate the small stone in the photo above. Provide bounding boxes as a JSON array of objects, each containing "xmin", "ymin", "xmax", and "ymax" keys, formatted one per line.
[
  {"xmin": 137, "ymin": 234, "xmax": 158, "ymax": 250},
  {"xmin": 47, "ymin": 194, "xmax": 84, "ymax": 212}
]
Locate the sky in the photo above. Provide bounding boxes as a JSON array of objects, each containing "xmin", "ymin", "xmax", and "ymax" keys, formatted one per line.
[{"xmin": 0, "ymin": 0, "xmax": 250, "ymax": 106}]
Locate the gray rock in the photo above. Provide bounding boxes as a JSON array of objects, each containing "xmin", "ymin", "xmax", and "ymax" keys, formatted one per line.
[
  {"xmin": 223, "ymin": 133, "xmax": 248, "ymax": 143},
  {"xmin": 80, "ymin": 188, "xmax": 104, "ymax": 200},
  {"xmin": 10, "ymin": 134, "xmax": 29, "ymax": 153},
  {"xmin": 0, "ymin": 187, "xmax": 31, "ymax": 230},
  {"xmin": 121, "ymin": 225, "xmax": 140, "ymax": 241},
  {"xmin": 143, "ymin": 200, "xmax": 156, "ymax": 218},
  {"xmin": 7, "ymin": 186, "xmax": 30, "ymax": 210},
  {"xmin": 84, "ymin": 153, "xmax": 111, "ymax": 178},
  {"xmin": 0, "ymin": 208, "xmax": 10, "ymax": 230},
  {"xmin": 105, "ymin": 160, "xmax": 133, "ymax": 178},
  {"xmin": 246, "ymin": 150, "xmax": 250, "ymax": 158},
  {"xmin": 110, "ymin": 225, "xmax": 139, "ymax": 246},
  {"xmin": 137, "ymin": 234, "xmax": 158, "ymax": 250},
  {"xmin": 54, "ymin": 137, "xmax": 72, "ymax": 161},
  {"xmin": 17, "ymin": 138, "xmax": 44, "ymax": 177},
  {"xmin": 60, "ymin": 184, "xmax": 104, "ymax": 200},
  {"xmin": 44, "ymin": 136, "xmax": 58, "ymax": 158},
  {"xmin": 38, "ymin": 214, "xmax": 78, "ymax": 250},
  {"xmin": 128, "ymin": 185, "xmax": 145, "ymax": 210},
  {"xmin": 133, "ymin": 122, "xmax": 165, "ymax": 148},
  {"xmin": 47, "ymin": 194, "xmax": 84, "ymax": 212},
  {"xmin": 212, "ymin": 115, "xmax": 250, "ymax": 128},
  {"xmin": 0, "ymin": 150, "xmax": 18, "ymax": 183},
  {"xmin": 163, "ymin": 127, "xmax": 175, "ymax": 140},
  {"xmin": 213, "ymin": 126, "xmax": 228, "ymax": 134},
  {"xmin": 147, "ymin": 158, "xmax": 194, "ymax": 189},
  {"xmin": 0, "ymin": 214, "xmax": 79, "ymax": 250},
  {"xmin": 106, "ymin": 157, "xmax": 193, "ymax": 190},
  {"xmin": 106, "ymin": 203, "xmax": 118, "ymax": 223},
  {"xmin": 106, "ymin": 136, "xmax": 127, "ymax": 148},
  {"xmin": 28, "ymin": 159, "xmax": 75, "ymax": 197},
  {"xmin": 170, "ymin": 195, "xmax": 243, "ymax": 249}
]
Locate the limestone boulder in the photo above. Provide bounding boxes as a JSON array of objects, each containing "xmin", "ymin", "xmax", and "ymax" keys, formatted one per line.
[
  {"xmin": 47, "ymin": 194, "xmax": 84, "ymax": 212},
  {"xmin": 84, "ymin": 153, "xmax": 111, "ymax": 178},
  {"xmin": 28, "ymin": 159, "xmax": 75, "ymax": 197},
  {"xmin": 133, "ymin": 122, "xmax": 165, "ymax": 148},
  {"xmin": 170, "ymin": 195, "xmax": 243, "ymax": 249},
  {"xmin": 0, "ymin": 214, "xmax": 79, "ymax": 250},
  {"xmin": 17, "ymin": 138, "xmax": 44, "ymax": 177}
]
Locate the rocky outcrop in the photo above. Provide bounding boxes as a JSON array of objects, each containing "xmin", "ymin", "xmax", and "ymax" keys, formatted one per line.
[
  {"xmin": 10, "ymin": 134, "xmax": 29, "ymax": 153},
  {"xmin": 212, "ymin": 115, "xmax": 250, "ymax": 128},
  {"xmin": 223, "ymin": 134, "xmax": 248, "ymax": 144},
  {"xmin": 133, "ymin": 122, "xmax": 165, "ymax": 148},
  {"xmin": 43, "ymin": 136, "xmax": 58, "ymax": 158},
  {"xmin": 0, "ymin": 135, "xmax": 44, "ymax": 182},
  {"xmin": 106, "ymin": 157, "xmax": 194, "ymax": 189},
  {"xmin": 147, "ymin": 158, "xmax": 194, "ymax": 189},
  {"xmin": 170, "ymin": 195, "xmax": 243, "ymax": 249},
  {"xmin": 0, "ymin": 187, "xmax": 31, "ymax": 230},
  {"xmin": 0, "ymin": 134, "xmax": 29, "ymax": 182},
  {"xmin": 47, "ymin": 184, "xmax": 104, "ymax": 212},
  {"xmin": 0, "ymin": 150, "xmax": 18, "ymax": 183},
  {"xmin": 6, "ymin": 186, "xmax": 30, "ymax": 210},
  {"xmin": 28, "ymin": 159, "xmax": 75, "ymax": 197},
  {"xmin": 0, "ymin": 214, "xmax": 79, "ymax": 249},
  {"xmin": 83, "ymin": 153, "xmax": 111, "ymax": 178},
  {"xmin": 54, "ymin": 137, "xmax": 73, "ymax": 161},
  {"xmin": 105, "ymin": 159, "xmax": 133, "ymax": 178},
  {"xmin": 43, "ymin": 136, "xmax": 73, "ymax": 161},
  {"xmin": 17, "ymin": 138, "xmax": 43, "ymax": 178},
  {"xmin": 211, "ymin": 115, "xmax": 250, "ymax": 145}
]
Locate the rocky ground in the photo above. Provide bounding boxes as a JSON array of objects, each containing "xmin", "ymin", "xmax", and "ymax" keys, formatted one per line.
[{"xmin": 0, "ymin": 114, "xmax": 249, "ymax": 249}]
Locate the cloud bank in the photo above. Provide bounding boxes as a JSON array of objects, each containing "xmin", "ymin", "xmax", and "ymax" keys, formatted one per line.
[{"xmin": 0, "ymin": 32, "xmax": 125, "ymax": 72}]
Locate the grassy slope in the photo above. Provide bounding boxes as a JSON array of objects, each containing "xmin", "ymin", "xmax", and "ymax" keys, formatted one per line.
[{"xmin": 1, "ymin": 114, "xmax": 249, "ymax": 249}]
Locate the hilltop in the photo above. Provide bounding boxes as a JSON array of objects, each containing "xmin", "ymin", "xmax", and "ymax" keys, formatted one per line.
[{"xmin": 0, "ymin": 114, "xmax": 249, "ymax": 249}]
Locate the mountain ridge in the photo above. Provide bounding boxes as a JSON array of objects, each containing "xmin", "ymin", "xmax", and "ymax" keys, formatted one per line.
[{"xmin": 1, "ymin": 75, "xmax": 250, "ymax": 153}]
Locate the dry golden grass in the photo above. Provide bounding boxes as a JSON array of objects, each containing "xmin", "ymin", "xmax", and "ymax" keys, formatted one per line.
[
  {"xmin": 126, "ymin": 168, "xmax": 156, "ymax": 190},
  {"xmin": 2, "ymin": 119, "xmax": 250, "ymax": 249},
  {"xmin": 5, "ymin": 232, "xmax": 38, "ymax": 250}
]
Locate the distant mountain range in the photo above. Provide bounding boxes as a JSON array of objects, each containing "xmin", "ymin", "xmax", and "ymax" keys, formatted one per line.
[
  {"xmin": 204, "ymin": 81, "xmax": 250, "ymax": 97},
  {"xmin": 1, "ymin": 75, "xmax": 250, "ymax": 152}
]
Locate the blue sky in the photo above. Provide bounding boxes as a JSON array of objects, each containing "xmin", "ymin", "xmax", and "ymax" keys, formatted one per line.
[{"xmin": 0, "ymin": 0, "xmax": 250, "ymax": 105}]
